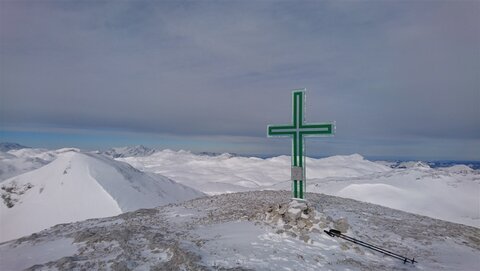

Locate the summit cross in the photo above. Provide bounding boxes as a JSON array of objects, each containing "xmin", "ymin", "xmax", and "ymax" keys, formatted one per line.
[{"xmin": 267, "ymin": 89, "xmax": 335, "ymax": 199}]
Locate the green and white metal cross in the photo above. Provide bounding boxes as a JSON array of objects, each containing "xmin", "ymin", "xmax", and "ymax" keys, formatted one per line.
[{"xmin": 267, "ymin": 89, "xmax": 335, "ymax": 199}]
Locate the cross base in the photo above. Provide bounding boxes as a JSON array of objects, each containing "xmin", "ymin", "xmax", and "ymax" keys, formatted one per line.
[
  {"xmin": 292, "ymin": 180, "xmax": 305, "ymax": 199},
  {"xmin": 291, "ymin": 197, "xmax": 307, "ymax": 203}
]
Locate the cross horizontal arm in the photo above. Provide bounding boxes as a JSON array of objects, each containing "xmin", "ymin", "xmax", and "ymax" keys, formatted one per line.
[
  {"xmin": 268, "ymin": 123, "xmax": 335, "ymax": 137},
  {"xmin": 267, "ymin": 125, "xmax": 296, "ymax": 137},
  {"xmin": 300, "ymin": 123, "xmax": 335, "ymax": 136}
]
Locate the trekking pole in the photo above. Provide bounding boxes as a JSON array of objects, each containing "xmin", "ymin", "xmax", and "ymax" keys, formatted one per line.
[{"xmin": 324, "ymin": 229, "xmax": 417, "ymax": 264}]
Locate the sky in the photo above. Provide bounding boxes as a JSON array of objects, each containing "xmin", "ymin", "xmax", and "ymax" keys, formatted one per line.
[{"xmin": 1, "ymin": 0, "xmax": 479, "ymax": 161}]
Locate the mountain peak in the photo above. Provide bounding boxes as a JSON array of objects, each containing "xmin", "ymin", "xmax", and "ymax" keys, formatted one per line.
[{"xmin": 0, "ymin": 151, "xmax": 204, "ymax": 242}]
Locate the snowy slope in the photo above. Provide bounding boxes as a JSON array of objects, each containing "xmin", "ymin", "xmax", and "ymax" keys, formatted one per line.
[
  {"xmin": 0, "ymin": 191, "xmax": 478, "ymax": 271},
  {"xmin": 0, "ymin": 150, "xmax": 204, "ymax": 242},
  {"xmin": 119, "ymin": 150, "xmax": 479, "ymax": 228}
]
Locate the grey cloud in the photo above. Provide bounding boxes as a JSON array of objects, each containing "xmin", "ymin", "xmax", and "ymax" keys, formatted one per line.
[{"xmin": 1, "ymin": 1, "xmax": 479, "ymax": 147}]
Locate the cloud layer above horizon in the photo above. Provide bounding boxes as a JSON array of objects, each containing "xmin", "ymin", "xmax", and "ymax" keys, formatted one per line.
[{"xmin": 1, "ymin": 1, "xmax": 479, "ymax": 159}]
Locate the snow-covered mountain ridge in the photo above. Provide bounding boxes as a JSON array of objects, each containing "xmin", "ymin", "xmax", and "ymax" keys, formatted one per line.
[
  {"xmin": 119, "ymin": 151, "xmax": 390, "ymax": 194},
  {"xmin": 119, "ymin": 149, "xmax": 480, "ymax": 228},
  {"xmin": 0, "ymin": 191, "xmax": 478, "ymax": 271},
  {"xmin": 101, "ymin": 145, "xmax": 157, "ymax": 158},
  {"xmin": 0, "ymin": 149, "xmax": 204, "ymax": 242},
  {"xmin": 0, "ymin": 143, "xmax": 477, "ymax": 245}
]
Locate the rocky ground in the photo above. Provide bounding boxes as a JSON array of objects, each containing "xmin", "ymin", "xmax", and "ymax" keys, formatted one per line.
[{"xmin": 1, "ymin": 191, "xmax": 479, "ymax": 270}]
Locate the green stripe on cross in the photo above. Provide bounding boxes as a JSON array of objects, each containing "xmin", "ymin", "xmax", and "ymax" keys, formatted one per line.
[{"xmin": 267, "ymin": 89, "xmax": 335, "ymax": 199}]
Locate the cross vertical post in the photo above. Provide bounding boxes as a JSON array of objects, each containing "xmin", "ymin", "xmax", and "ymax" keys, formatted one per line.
[{"xmin": 267, "ymin": 89, "xmax": 335, "ymax": 199}]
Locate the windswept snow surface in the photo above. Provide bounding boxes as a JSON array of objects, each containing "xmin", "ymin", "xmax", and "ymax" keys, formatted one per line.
[
  {"xmin": 0, "ymin": 150, "xmax": 204, "ymax": 242},
  {"xmin": 119, "ymin": 151, "xmax": 390, "ymax": 193},
  {"xmin": 304, "ymin": 164, "xmax": 480, "ymax": 228},
  {"xmin": 119, "ymin": 150, "xmax": 480, "ymax": 227},
  {"xmin": 0, "ymin": 191, "xmax": 478, "ymax": 271}
]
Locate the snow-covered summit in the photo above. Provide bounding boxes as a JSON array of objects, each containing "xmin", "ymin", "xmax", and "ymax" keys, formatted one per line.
[
  {"xmin": 1, "ymin": 191, "xmax": 477, "ymax": 271},
  {"xmin": 0, "ymin": 151, "xmax": 204, "ymax": 242},
  {"xmin": 441, "ymin": 164, "xmax": 474, "ymax": 174}
]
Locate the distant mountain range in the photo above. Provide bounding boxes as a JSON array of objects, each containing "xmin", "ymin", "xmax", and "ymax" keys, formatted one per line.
[
  {"xmin": 0, "ymin": 142, "xmax": 29, "ymax": 152},
  {"xmin": 101, "ymin": 145, "xmax": 157, "ymax": 158},
  {"xmin": 101, "ymin": 145, "xmax": 239, "ymax": 159},
  {"xmin": 0, "ymin": 146, "xmax": 57, "ymax": 181}
]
